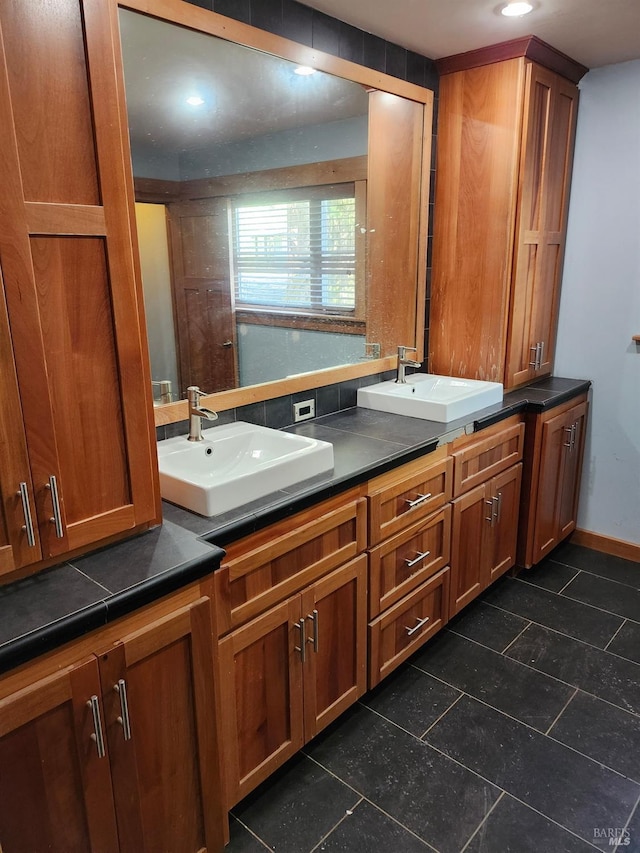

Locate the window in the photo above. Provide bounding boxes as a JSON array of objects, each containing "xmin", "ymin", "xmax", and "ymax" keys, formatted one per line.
[{"xmin": 232, "ymin": 185, "xmax": 356, "ymax": 315}]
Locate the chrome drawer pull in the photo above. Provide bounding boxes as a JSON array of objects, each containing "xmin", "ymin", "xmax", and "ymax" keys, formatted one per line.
[
  {"xmin": 294, "ymin": 618, "xmax": 306, "ymax": 663},
  {"xmin": 404, "ymin": 550, "xmax": 431, "ymax": 568},
  {"xmin": 114, "ymin": 679, "xmax": 132, "ymax": 741},
  {"xmin": 405, "ymin": 492, "xmax": 432, "ymax": 509},
  {"xmin": 18, "ymin": 482, "xmax": 36, "ymax": 548},
  {"xmin": 87, "ymin": 695, "xmax": 106, "ymax": 758},
  {"xmin": 495, "ymin": 492, "xmax": 502, "ymax": 523},
  {"xmin": 405, "ymin": 615, "xmax": 430, "ymax": 637},
  {"xmin": 45, "ymin": 475, "xmax": 64, "ymax": 539},
  {"xmin": 306, "ymin": 609, "xmax": 319, "ymax": 653},
  {"xmin": 564, "ymin": 426, "xmax": 573, "ymax": 448}
]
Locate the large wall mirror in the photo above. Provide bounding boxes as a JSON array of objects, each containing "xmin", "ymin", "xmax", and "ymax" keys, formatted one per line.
[{"xmin": 116, "ymin": 0, "xmax": 433, "ymax": 423}]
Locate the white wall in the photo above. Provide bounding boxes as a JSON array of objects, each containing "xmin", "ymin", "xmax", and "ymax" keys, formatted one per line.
[{"xmin": 554, "ymin": 59, "xmax": 640, "ymax": 546}]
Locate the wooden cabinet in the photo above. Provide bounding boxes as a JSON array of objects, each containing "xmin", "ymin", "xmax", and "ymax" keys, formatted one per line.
[
  {"xmin": 214, "ymin": 490, "xmax": 367, "ymax": 806},
  {"xmin": 218, "ymin": 556, "xmax": 367, "ymax": 806},
  {"xmin": 449, "ymin": 419, "xmax": 524, "ymax": 615},
  {"xmin": 430, "ymin": 38, "xmax": 584, "ymax": 389},
  {"xmin": 518, "ymin": 394, "xmax": 588, "ymax": 567},
  {"xmin": 366, "ymin": 447, "xmax": 453, "ymax": 685},
  {"xmin": 0, "ymin": 0, "xmax": 159, "ymax": 580},
  {"xmin": 450, "ymin": 464, "xmax": 522, "ymax": 614},
  {"xmin": 0, "ymin": 592, "xmax": 225, "ymax": 853}
]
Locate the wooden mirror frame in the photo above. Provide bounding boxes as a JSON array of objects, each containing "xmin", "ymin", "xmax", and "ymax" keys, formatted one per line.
[{"xmin": 115, "ymin": 0, "xmax": 434, "ymax": 426}]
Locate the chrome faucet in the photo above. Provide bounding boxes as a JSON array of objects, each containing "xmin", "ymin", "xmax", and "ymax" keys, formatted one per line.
[
  {"xmin": 187, "ymin": 386, "xmax": 218, "ymax": 441},
  {"xmin": 396, "ymin": 345, "xmax": 421, "ymax": 384}
]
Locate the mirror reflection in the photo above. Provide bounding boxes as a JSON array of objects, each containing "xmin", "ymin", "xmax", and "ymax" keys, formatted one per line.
[{"xmin": 119, "ymin": 9, "xmax": 373, "ymax": 401}]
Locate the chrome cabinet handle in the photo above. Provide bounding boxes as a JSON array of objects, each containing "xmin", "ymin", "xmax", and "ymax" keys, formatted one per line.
[
  {"xmin": 45, "ymin": 475, "xmax": 64, "ymax": 538},
  {"xmin": 529, "ymin": 344, "xmax": 539, "ymax": 368},
  {"xmin": 405, "ymin": 492, "xmax": 432, "ymax": 509},
  {"xmin": 485, "ymin": 499, "xmax": 495, "ymax": 525},
  {"xmin": 495, "ymin": 492, "xmax": 502, "ymax": 524},
  {"xmin": 294, "ymin": 618, "xmax": 306, "ymax": 663},
  {"xmin": 564, "ymin": 426, "xmax": 573, "ymax": 448},
  {"xmin": 87, "ymin": 695, "xmax": 106, "ymax": 758},
  {"xmin": 405, "ymin": 615, "xmax": 430, "ymax": 636},
  {"xmin": 306, "ymin": 609, "xmax": 319, "ymax": 653},
  {"xmin": 114, "ymin": 679, "xmax": 132, "ymax": 741},
  {"xmin": 529, "ymin": 342, "xmax": 544, "ymax": 370},
  {"xmin": 17, "ymin": 482, "xmax": 36, "ymax": 548},
  {"xmin": 404, "ymin": 549, "xmax": 431, "ymax": 569},
  {"xmin": 571, "ymin": 422, "xmax": 577, "ymax": 451}
]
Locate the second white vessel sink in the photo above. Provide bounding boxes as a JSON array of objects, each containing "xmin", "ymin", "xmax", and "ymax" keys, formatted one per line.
[
  {"xmin": 357, "ymin": 373, "xmax": 503, "ymax": 423},
  {"xmin": 158, "ymin": 421, "xmax": 334, "ymax": 517}
]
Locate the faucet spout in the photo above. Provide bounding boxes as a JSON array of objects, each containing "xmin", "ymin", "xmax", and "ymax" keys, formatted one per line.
[
  {"xmin": 187, "ymin": 386, "xmax": 218, "ymax": 441},
  {"xmin": 395, "ymin": 345, "xmax": 422, "ymax": 384}
]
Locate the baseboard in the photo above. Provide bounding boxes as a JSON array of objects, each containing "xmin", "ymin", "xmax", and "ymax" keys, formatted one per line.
[{"xmin": 572, "ymin": 529, "xmax": 640, "ymax": 563}]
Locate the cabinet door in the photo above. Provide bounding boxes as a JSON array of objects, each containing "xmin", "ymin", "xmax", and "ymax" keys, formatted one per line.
[
  {"xmin": 0, "ymin": 659, "xmax": 119, "ymax": 853},
  {"xmin": 302, "ymin": 556, "xmax": 367, "ymax": 739},
  {"xmin": 218, "ymin": 597, "xmax": 304, "ymax": 807},
  {"xmin": 98, "ymin": 598, "xmax": 224, "ymax": 853},
  {"xmin": 450, "ymin": 483, "xmax": 492, "ymax": 615},
  {"xmin": 0, "ymin": 0, "xmax": 158, "ymax": 561},
  {"xmin": 507, "ymin": 65, "xmax": 578, "ymax": 388},
  {"xmin": 557, "ymin": 401, "xmax": 588, "ymax": 541},
  {"xmin": 532, "ymin": 407, "xmax": 574, "ymax": 561},
  {"xmin": 487, "ymin": 464, "xmax": 522, "ymax": 583}
]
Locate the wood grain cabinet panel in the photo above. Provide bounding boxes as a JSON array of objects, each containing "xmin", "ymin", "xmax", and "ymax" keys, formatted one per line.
[
  {"xmin": 367, "ymin": 450, "xmax": 452, "ymax": 546},
  {"xmin": 0, "ymin": 0, "xmax": 159, "ymax": 579},
  {"xmin": 431, "ymin": 48, "xmax": 580, "ymax": 389},
  {"xmin": 451, "ymin": 420, "xmax": 524, "ymax": 497},
  {"xmin": 518, "ymin": 394, "xmax": 588, "ymax": 568},
  {"xmin": 218, "ymin": 557, "xmax": 367, "ymax": 807},
  {"xmin": 450, "ymin": 463, "xmax": 522, "ymax": 615},
  {"xmin": 369, "ymin": 567, "xmax": 450, "ymax": 687},
  {"xmin": 0, "ymin": 596, "xmax": 225, "ymax": 853},
  {"xmin": 368, "ymin": 504, "xmax": 451, "ymax": 619}
]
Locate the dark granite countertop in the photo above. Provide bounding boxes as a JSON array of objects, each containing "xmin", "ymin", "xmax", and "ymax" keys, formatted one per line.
[{"xmin": 0, "ymin": 376, "xmax": 590, "ymax": 676}]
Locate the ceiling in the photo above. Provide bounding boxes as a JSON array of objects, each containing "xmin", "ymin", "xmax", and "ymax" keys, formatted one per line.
[{"xmin": 298, "ymin": 0, "xmax": 640, "ymax": 70}]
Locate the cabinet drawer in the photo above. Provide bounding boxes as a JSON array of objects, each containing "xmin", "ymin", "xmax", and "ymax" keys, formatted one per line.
[
  {"xmin": 367, "ymin": 450, "xmax": 452, "ymax": 546},
  {"xmin": 368, "ymin": 567, "xmax": 450, "ymax": 688},
  {"xmin": 368, "ymin": 504, "xmax": 451, "ymax": 619},
  {"xmin": 214, "ymin": 490, "xmax": 367, "ymax": 634},
  {"xmin": 452, "ymin": 420, "xmax": 524, "ymax": 497}
]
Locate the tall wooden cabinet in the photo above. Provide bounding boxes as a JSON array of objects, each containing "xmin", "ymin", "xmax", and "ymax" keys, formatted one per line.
[
  {"xmin": 430, "ymin": 38, "xmax": 586, "ymax": 389},
  {"xmin": 0, "ymin": 0, "xmax": 159, "ymax": 579}
]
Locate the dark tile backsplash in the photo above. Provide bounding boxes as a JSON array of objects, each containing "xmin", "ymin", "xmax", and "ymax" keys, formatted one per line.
[{"xmin": 155, "ymin": 370, "xmax": 396, "ymax": 442}]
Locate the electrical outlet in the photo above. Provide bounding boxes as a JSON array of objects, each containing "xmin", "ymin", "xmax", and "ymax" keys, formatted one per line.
[{"xmin": 293, "ymin": 399, "xmax": 315, "ymax": 422}]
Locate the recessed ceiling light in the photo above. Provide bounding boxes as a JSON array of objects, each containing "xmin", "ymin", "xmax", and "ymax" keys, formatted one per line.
[
  {"xmin": 294, "ymin": 65, "xmax": 316, "ymax": 76},
  {"xmin": 501, "ymin": 1, "xmax": 533, "ymax": 16},
  {"xmin": 186, "ymin": 95, "xmax": 204, "ymax": 106}
]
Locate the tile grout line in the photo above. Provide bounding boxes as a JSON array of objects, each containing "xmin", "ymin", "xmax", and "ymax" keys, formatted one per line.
[
  {"xmin": 230, "ymin": 815, "xmax": 274, "ymax": 851},
  {"xmin": 420, "ymin": 613, "xmax": 640, "ymax": 721},
  {"xmin": 301, "ymin": 753, "xmax": 442, "ymax": 853},
  {"xmin": 504, "ymin": 792, "xmax": 606, "ymax": 853},
  {"xmin": 499, "ymin": 620, "xmax": 534, "ymax": 656},
  {"xmin": 619, "ymin": 789, "xmax": 640, "ymax": 848},
  {"xmin": 545, "ymin": 556, "xmax": 640, "ymax": 592},
  {"xmin": 544, "ymin": 686, "xmax": 579, "ymax": 736},
  {"xmin": 416, "ymin": 677, "xmax": 640, "ymax": 784},
  {"xmin": 72, "ymin": 565, "xmax": 113, "ymax": 594},
  {"xmin": 604, "ymin": 618, "xmax": 628, "ymax": 651},
  {"xmin": 307, "ymin": 796, "xmax": 365, "ymax": 853},
  {"xmin": 505, "ymin": 574, "xmax": 632, "ymax": 628},
  {"xmin": 457, "ymin": 791, "xmax": 505, "ymax": 853},
  {"xmin": 479, "ymin": 599, "xmax": 640, "ymax": 669},
  {"xmin": 418, "ymin": 690, "xmax": 464, "ymax": 740},
  {"xmin": 556, "ymin": 569, "xmax": 582, "ymax": 595}
]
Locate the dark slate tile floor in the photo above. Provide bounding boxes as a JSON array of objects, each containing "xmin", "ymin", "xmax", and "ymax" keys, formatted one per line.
[{"xmin": 227, "ymin": 544, "xmax": 640, "ymax": 852}]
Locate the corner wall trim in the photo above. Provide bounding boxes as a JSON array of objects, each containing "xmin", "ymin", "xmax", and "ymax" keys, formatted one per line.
[{"xmin": 572, "ymin": 529, "xmax": 640, "ymax": 563}]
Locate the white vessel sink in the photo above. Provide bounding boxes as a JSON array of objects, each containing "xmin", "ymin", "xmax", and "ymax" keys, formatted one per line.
[
  {"xmin": 158, "ymin": 421, "xmax": 334, "ymax": 516},
  {"xmin": 357, "ymin": 374, "xmax": 503, "ymax": 423}
]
